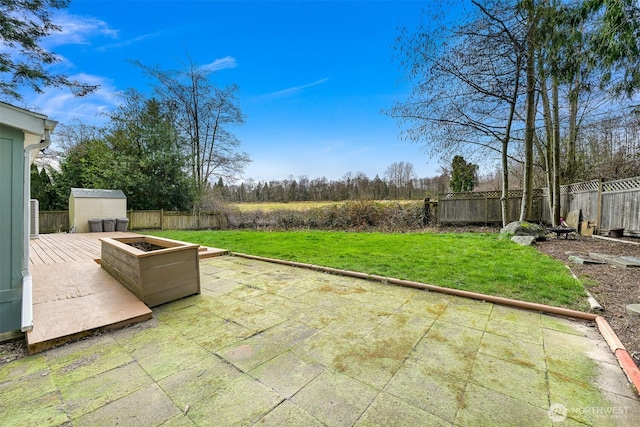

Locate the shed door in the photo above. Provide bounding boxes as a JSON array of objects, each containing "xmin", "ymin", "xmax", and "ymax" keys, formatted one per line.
[{"xmin": 0, "ymin": 125, "xmax": 25, "ymax": 334}]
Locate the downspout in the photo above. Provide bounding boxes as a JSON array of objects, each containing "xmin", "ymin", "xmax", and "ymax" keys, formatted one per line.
[{"xmin": 21, "ymin": 128, "xmax": 52, "ymax": 332}]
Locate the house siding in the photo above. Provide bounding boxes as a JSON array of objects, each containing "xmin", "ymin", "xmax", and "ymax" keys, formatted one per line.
[{"xmin": 0, "ymin": 125, "xmax": 25, "ymax": 334}]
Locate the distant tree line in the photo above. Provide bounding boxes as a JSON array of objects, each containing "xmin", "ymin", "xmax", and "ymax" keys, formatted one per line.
[{"xmin": 219, "ymin": 162, "xmax": 451, "ymax": 204}]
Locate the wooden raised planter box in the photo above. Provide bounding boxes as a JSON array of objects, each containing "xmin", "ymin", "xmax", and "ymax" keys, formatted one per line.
[{"xmin": 100, "ymin": 236, "xmax": 200, "ymax": 307}]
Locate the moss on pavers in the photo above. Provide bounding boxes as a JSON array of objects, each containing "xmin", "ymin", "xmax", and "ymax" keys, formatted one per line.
[
  {"xmin": 186, "ymin": 374, "xmax": 282, "ymax": 425},
  {"xmin": 246, "ymin": 291, "xmax": 291, "ymax": 309},
  {"xmin": 438, "ymin": 305, "xmax": 490, "ymax": 330},
  {"xmin": 199, "ymin": 277, "xmax": 242, "ymax": 294},
  {"xmin": 548, "ymin": 371, "xmax": 618, "ymax": 426},
  {"xmin": 231, "ymin": 308, "xmax": 286, "ymax": 331},
  {"xmin": 447, "ymin": 296, "xmax": 493, "ymax": 315},
  {"xmin": 46, "ymin": 336, "xmax": 133, "ymax": 387},
  {"xmin": 224, "ymin": 284, "xmax": 267, "ymax": 301},
  {"xmin": 218, "ymin": 321, "xmax": 316, "ymax": 372},
  {"xmin": 1, "ymin": 390, "xmax": 69, "ymax": 426},
  {"xmin": 4, "ymin": 256, "xmax": 639, "ymax": 426},
  {"xmin": 355, "ymin": 392, "xmax": 450, "ymax": 427},
  {"xmin": 136, "ymin": 339, "xmax": 212, "ymax": 382},
  {"xmin": 293, "ymin": 305, "xmax": 341, "ymax": 329},
  {"xmin": 256, "ymin": 400, "xmax": 325, "ymax": 426},
  {"xmin": 189, "ymin": 320, "xmax": 255, "ymax": 353},
  {"xmin": 216, "ymin": 298, "xmax": 265, "ymax": 320},
  {"xmin": 470, "ymin": 352, "xmax": 549, "ymax": 409},
  {"xmin": 540, "ymin": 314, "xmax": 589, "ymax": 336},
  {"xmin": 155, "ymin": 303, "xmax": 225, "ymax": 333},
  {"xmin": 157, "ymin": 355, "xmax": 243, "ymax": 409},
  {"xmin": 74, "ymin": 383, "xmax": 181, "ymax": 426},
  {"xmin": 292, "ymin": 330, "xmax": 355, "ymax": 368},
  {"xmin": 249, "ymin": 350, "xmax": 324, "ymax": 398},
  {"xmin": 0, "ymin": 353, "xmax": 47, "ymax": 383},
  {"xmin": 273, "ymin": 284, "xmax": 310, "ymax": 299},
  {"xmin": 336, "ymin": 286, "xmax": 412, "ymax": 311},
  {"xmin": 385, "ymin": 360, "xmax": 466, "ymax": 423},
  {"xmin": 111, "ymin": 320, "xmax": 180, "ymax": 360},
  {"xmin": 332, "ymin": 326, "xmax": 423, "ymax": 390},
  {"xmin": 479, "ymin": 331, "xmax": 546, "ymax": 371},
  {"xmin": 396, "ymin": 293, "xmax": 452, "ymax": 317},
  {"xmin": 455, "ymin": 383, "xmax": 552, "ymax": 426},
  {"xmin": 322, "ymin": 315, "xmax": 383, "ymax": 342},
  {"xmin": 485, "ymin": 316, "xmax": 544, "ymax": 345},
  {"xmin": 490, "ymin": 303, "xmax": 542, "ymax": 325},
  {"xmin": 424, "ymin": 320, "xmax": 484, "ymax": 351},
  {"xmin": 544, "ymin": 329, "xmax": 600, "ymax": 385},
  {"xmin": 292, "ymin": 369, "xmax": 378, "ymax": 427},
  {"xmin": 409, "ymin": 339, "xmax": 477, "ymax": 381},
  {"xmin": 61, "ymin": 361, "xmax": 153, "ymax": 419},
  {"xmin": 0, "ymin": 366, "xmax": 58, "ymax": 406},
  {"xmin": 379, "ymin": 311, "xmax": 436, "ymax": 334}
]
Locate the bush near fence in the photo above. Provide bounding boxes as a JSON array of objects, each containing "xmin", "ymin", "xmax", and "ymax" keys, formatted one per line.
[{"xmin": 226, "ymin": 200, "xmax": 435, "ymax": 231}]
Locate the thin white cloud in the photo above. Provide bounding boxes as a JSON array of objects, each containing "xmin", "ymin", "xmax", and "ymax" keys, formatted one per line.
[
  {"xmin": 25, "ymin": 73, "xmax": 120, "ymax": 126},
  {"xmin": 265, "ymin": 78, "xmax": 329, "ymax": 98},
  {"xmin": 96, "ymin": 31, "xmax": 165, "ymax": 52},
  {"xmin": 46, "ymin": 12, "xmax": 118, "ymax": 47},
  {"xmin": 199, "ymin": 57, "xmax": 238, "ymax": 73}
]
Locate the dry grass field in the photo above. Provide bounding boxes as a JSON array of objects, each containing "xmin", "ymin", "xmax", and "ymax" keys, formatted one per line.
[{"xmin": 231, "ymin": 200, "xmax": 416, "ymax": 212}]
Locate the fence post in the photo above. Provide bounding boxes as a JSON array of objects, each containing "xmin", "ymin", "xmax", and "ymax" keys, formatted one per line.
[
  {"xmin": 423, "ymin": 198, "xmax": 430, "ymax": 226},
  {"xmin": 596, "ymin": 178, "xmax": 603, "ymax": 235},
  {"xmin": 161, "ymin": 209, "xmax": 164, "ymax": 230}
]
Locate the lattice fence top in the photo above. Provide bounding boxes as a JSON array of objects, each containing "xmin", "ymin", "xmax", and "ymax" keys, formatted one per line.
[
  {"xmin": 559, "ymin": 176, "xmax": 640, "ymax": 194},
  {"xmin": 603, "ymin": 176, "xmax": 640, "ymax": 192},
  {"xmin": 440, "ymin": 189, "xmax": 544, "ymax": 199},
  {"xmin": 561, "ymin": 180, "xmax": 600, "ymax": 194},
  {"xmin": 439, "ymin": 176, "xmax": 640, "ymax": 200}
]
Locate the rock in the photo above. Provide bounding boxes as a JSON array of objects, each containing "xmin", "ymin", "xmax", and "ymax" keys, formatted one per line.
[
  {"xmin": 626, "ymin": 304, "xmax": 640, "ymax": 317},
  {"xmin": 511, "ymin": 235, "xmax": 536, "ymax": 246},
  {"xmin": 501, "ymin": 221, "xmax": 546, "ymax": 240}
]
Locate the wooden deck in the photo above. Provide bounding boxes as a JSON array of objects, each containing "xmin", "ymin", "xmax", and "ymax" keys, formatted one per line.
[
  {"xmin": 26, "ymin": 232, "xmax": 227, "ymax": 354},
  {"xmin": 30, "ymin": 232, "xmax": 137, "ymax": 265}
]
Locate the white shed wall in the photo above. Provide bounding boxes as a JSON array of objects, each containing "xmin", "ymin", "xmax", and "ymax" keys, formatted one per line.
[{"xmin": 71, "ymin": 198, "xmax": 127, "ymax": 233}]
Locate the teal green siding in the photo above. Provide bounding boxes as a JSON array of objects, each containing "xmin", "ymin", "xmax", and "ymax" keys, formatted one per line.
[{"xmin": 0, "ymin": 124, "xmax": 25, "ymax": 334}]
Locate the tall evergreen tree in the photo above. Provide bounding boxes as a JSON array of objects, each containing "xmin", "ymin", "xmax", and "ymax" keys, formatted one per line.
[{"xmin": 0, "ymin": 0, "xmax": 98, "ymax": 100}]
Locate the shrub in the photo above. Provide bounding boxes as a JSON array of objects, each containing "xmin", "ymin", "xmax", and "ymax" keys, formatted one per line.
[{"xmin": 226, "ymin": 200, "xmax": 431, "ymax": 231}]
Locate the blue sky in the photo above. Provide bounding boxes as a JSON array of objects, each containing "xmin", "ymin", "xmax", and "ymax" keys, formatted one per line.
[{"xmin": 27, "ymin": 0, "xmax": 445, "ymax": 183}]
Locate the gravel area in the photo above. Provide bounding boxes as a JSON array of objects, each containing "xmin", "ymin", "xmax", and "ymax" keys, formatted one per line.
[{"xmin": 536, "ymin": 235, "xmax": 640, "ymax": 368}]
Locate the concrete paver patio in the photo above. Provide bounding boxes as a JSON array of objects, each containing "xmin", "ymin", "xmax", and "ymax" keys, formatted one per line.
[{"xmin": 1, "ymin": 255, "xmax": 639, "ymax": 426}]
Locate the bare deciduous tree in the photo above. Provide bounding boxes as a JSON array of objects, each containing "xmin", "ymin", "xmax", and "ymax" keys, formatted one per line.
[{"xmin": 133, "ymin": 58, "xmax": 250, "ymax": 203}]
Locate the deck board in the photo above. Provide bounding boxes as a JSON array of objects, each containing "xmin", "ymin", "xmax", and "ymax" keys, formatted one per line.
[
  {"xmin": 26, "ymin": 232, "xmax": 227, "ymax": 353},
  {"xmin": 26, "ymin": 232, "xmax": 152, "ymax": 354}
]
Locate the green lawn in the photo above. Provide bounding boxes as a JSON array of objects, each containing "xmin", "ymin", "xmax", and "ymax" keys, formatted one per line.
[{"xmin": 147, "ymin": 230, "xmax": 588, "ymax": 310}]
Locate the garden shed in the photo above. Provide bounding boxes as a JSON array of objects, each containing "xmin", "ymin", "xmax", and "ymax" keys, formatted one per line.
[
  {"xmin": 0, "ymin": 102, "xmax": 56, "ymax": 338},
  {"xmin": 69, "ymin": 188, "xmax": 127, "ymax": 233}
]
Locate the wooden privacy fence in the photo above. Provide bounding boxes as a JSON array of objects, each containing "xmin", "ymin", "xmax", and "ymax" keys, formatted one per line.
[
  {"xmin": 437, "ymin": 176, "xmax": 640, "ymax": 236},
  {"xmin": 437, "ymin": 190, "xmax": 545, "ymax": 224},
  {"xmin": 128, "ymin": 210, "xmax": 228, "ymax": 230},
  {"xmin": 39, "ymin": 211, "xmax": 70, "ymax": 233},
  {"xmin": 556, "ymin": 176, "xmax": 640, "ymax": 236},
  {"xmin": 38, "ymin": 210, "xmax": 227, "ymax": 233}
]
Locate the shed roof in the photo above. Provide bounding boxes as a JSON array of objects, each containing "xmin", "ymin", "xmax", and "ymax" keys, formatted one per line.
[{"xmin": 70, "ymin": 188, "xmax": 126, "ymax": 199}]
